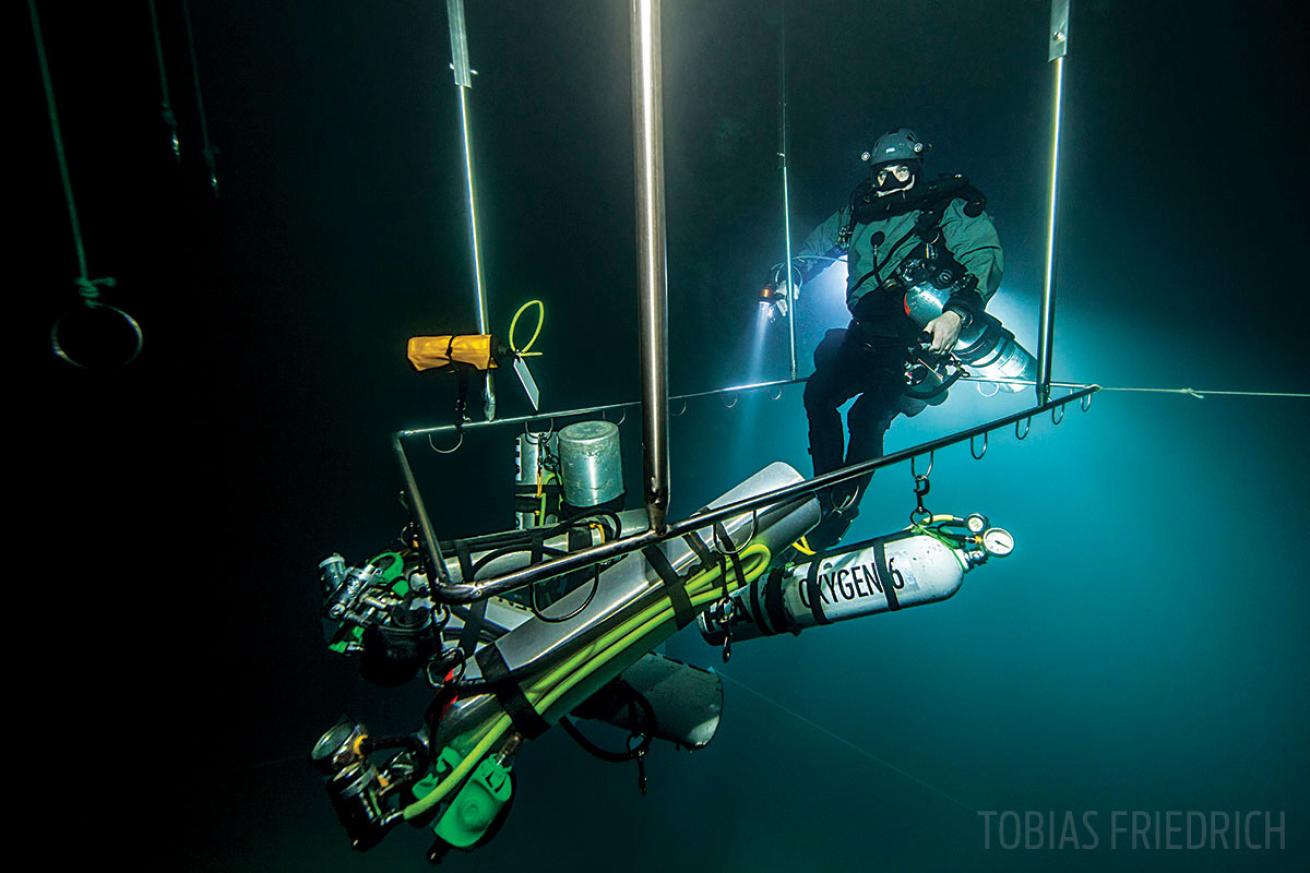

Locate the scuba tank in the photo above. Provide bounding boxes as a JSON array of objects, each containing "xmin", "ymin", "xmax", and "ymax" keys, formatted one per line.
[{"xmin": 699, "ymin": 515, "xmax": 1014, "ymax": 643}]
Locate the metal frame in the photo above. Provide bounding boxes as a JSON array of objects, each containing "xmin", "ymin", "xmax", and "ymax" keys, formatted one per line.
[
  {"xmin": 395, "ymin": 383, "xmax": 1099, "ymax": 601},
  {"xmin": 631, "ymin": 0, "xmax": 671, "ymax": 533},
  {"xmin": 446, "ymin": 0, "xmax": 496, "ymax": 420},
  {"xmin": 393, "ymin": 1, "xmax": 1091, "ymax": 602},
  {"xmin": 1036, "ymin": 0, "xmax": 1071, "ymax": 404}
]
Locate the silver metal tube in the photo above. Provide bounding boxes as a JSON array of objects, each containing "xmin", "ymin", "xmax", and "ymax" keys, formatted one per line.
[
  {"xmin": 630, "ymin": 0, "xmax": 670, "ymax": 532},
  {"xmin": 447, "ymin": 0, "xmax": 496, "ymax": 420},
  {"xmin": 400, "ymin": 377, "xmax": 797, "ymax": 438},
  {"xmin": 778, "ymin": 18, "xmax": 797, "ymax": 382},
  {"xmin": 1037, "ymin": 0, "xmax": 1071, "ymax": 405}
]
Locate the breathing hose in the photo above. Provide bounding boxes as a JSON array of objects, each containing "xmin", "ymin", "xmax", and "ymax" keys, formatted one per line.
[{"xmin": 402, "ymin": 542, "xmax": 772, "ymax": 820}]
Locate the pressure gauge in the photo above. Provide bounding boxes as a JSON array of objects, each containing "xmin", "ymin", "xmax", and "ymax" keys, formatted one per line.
[
  {"xmin": 965, "ymin": 513, "xmax": 989, "ymax": 534},
  {"xmin": 982, "ymin": 527, "xmax": 1015, "ymax": 558}
]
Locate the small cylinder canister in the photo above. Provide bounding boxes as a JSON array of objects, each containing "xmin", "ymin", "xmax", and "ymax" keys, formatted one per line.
[
  {"xmin": 557, "ymin": 420, "xmax": 624, "ymax": 509},
  {"xmin": 700, "ymin": 529, "xmax": 993, "ymax": 644},
  {"xmin": 515, "ymin": 430, "xmax": 559, "ymax": 529}
]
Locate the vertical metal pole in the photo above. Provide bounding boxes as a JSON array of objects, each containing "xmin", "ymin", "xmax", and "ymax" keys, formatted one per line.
[
  {"xmin": 630, "ymin": 0, "xmax": 670, "ymax": 533},
  {"xmin": 1036, "ymin": 0, "xmax": 1070, "ymax": 405},
  {"xmin": 778, "ymin": 6, "xmax": 798, "ymax": 382},
  {"xmin": 446, "ymin": 0, "xmax": 496, "ymax": 420}
]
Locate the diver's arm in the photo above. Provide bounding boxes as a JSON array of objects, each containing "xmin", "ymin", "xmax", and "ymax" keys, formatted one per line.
[
  {"xmin": 792, "ymin": 208, "xmax": 848, "ymax": 284},
  {"xmin": 940, "ymin": 199, "xmax": 1004, "ymax": 323}
]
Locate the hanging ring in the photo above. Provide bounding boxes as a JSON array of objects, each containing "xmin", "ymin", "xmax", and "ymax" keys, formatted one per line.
[
  {"xmin": 50, "ymin": 300, "xmax": 145, "ymax": 369},
  {"xmin": 976, "ymin": 380, "xmax": 1001, "ymax": 398},
  {"xmin": 671, "ymin": 399, "xmax": 689, "ymax": 417},
  {"xmin": 722, "ymin": 393, "xmax": 739, "ymax": 409},
  {"xmin": 1052, "ymin": 403, "xmax": 1066, "ymax": 426},
  {"xmin": 970, "ymin": 431, "xmax": 989, "ymax": 460},
  {"xmin": 910, "ymin": 450, "xmax": 934, "ymax": 479},
  {"xmin": 1015, "ymin": 417, "xmax": 1032, "ymax": 440},
  {"xmin": 712, "ymin": 511, "xmax": 758, "ymax": 556},
  {"xmin": 1080, "ymin": 392, "xmax": 1094, "ymax": 412},
  {"xmin": 428, "ymin": 430, "xmax": 464, "ymax": 454}
]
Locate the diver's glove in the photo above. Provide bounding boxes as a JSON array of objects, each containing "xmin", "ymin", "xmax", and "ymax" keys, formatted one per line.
[{"xmin": 924, "ymin": 310, "xmax": 964, "ymax": 356}]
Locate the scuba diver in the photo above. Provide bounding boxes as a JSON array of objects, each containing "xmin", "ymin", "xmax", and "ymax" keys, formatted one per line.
[{"xmin": 784, "ymin": 128, "xmax": 1003, "ymax": 549}]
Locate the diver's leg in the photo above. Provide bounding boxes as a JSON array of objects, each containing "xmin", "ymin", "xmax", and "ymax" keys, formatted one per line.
[
  {"xmin": 803, "ymin": 329, "xmax": 858, "ymax": 488},
  {"xmin": 843, "ymin": 386, "xmax": 901, "ymax": 511}
]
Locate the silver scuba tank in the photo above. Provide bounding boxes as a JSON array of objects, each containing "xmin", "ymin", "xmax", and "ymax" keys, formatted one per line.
[
  {"xmin": 903, "ymin": 278, "xmax": 1037, "ymax": 392},
  {"xmin": 699, "ymin": 517, "xmax": 1013, "ymax": 643}
]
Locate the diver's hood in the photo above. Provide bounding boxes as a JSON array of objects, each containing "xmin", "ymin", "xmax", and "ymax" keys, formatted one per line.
[{"xmin": 850, "ymin": 173, "xmax": 985, "ymax": 224}]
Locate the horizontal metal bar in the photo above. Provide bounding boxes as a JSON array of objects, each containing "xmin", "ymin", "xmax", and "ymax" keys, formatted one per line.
[
  {"xmin": 398, "ymin": 378, "xmax": 798, "ymax": 439},
  {"xmin": 422, "ymin": 384, "xmax": 1099, "ymax": 602}
]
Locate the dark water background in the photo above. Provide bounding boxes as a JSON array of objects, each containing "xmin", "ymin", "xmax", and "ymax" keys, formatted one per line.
[{"xmin": 19, "ymin": 1, "xmax": 1308, "ymax": 870}]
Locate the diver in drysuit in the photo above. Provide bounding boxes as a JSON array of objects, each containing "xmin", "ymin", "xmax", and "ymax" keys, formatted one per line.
[{"xmin": 792, "ymin": 128, "xmax": 1003, "ymax": 549}]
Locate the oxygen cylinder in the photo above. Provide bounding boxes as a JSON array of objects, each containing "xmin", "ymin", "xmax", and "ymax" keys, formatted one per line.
[
  {"xmin": 515, "ymin": 430, "xmax": 559, "ymax": 529},
  {"xmin": 557, "ymin": 421, "xmax": 624, "ymax": 510},
  {"xmin": 700, "ymin": 523, "xmax": 1012, "ymax": 643},
  {"xmin": 903, "ymin": 281, "xmax": 1037, "ymax": 392}
]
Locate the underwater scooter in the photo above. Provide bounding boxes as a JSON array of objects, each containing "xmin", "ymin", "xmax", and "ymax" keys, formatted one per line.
[{"xmin": 310, "ymin": 411, "xmax": 1016, "ymax": 861}]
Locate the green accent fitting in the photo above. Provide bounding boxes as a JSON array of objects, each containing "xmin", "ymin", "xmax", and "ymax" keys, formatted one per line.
[{"xmin": 416, "ymin": 746, "xmax": 512, "ymax": 848}]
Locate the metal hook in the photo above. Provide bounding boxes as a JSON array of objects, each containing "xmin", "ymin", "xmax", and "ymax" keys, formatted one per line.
[
  {"xmin": 769, "ymin": 387, "xmax": 783, "ymax": 401},
  {"xmin": 976, "ymin": 380, "xmax": 1001, "ymax": 399},
  {"xmin": 603, "ymin": 408, "xmax": 628, "ymax": 427},
  {"xmin": 428, "ymin": 430, "xmax": 465, "ymax": 454},
  {"xmin": 1052, "ymin": 403, "xmax": 1066, "ymax": 426},
  {"xmin": 1080, "ymin": 392, "xmax": 1094, "ymax": 412},
  {"xmin": 712, "ymin": 511, "xmax": 757, "ymax": 556},
  {"xmin": 671, "ymin": 399, "xmax": 688, "ymax": 417},
  {"xmin": 910, "ymin": 450, "xmax": 934, "ymax": 479},
  {"xmin": 722, "ymin": 394, "xmax": 739, "ymax": 409},
  {"xmin": 1015, "ymin": 417, "xmax": 1032, "ymax": 440},
  {"xmin": 524, "ymin": 418, "xmax": 556, "ymax": 441},
  {"xmin": 970, "ymin": 430, "xmax": 989, "ymax": 460}
]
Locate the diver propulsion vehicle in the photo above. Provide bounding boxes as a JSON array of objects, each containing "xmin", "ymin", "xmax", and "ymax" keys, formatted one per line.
[{"xmin": 311, "ymin": 421, "xmax": 1015, "ymax": 861}]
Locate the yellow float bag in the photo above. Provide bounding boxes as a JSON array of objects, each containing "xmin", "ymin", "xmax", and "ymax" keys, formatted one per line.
[{"xmin": 407, "ymin": 335, "xmax": 499, "ymax": 372}]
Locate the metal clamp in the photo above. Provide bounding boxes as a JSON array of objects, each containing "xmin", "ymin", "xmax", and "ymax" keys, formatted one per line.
[
  {"xmin": 970, "ymin": 431, "xmax": 989, "ymax": 460},
  {"xmin": 1015, "ymin": 417, "xmax": 1032, "ymax": 440}
]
